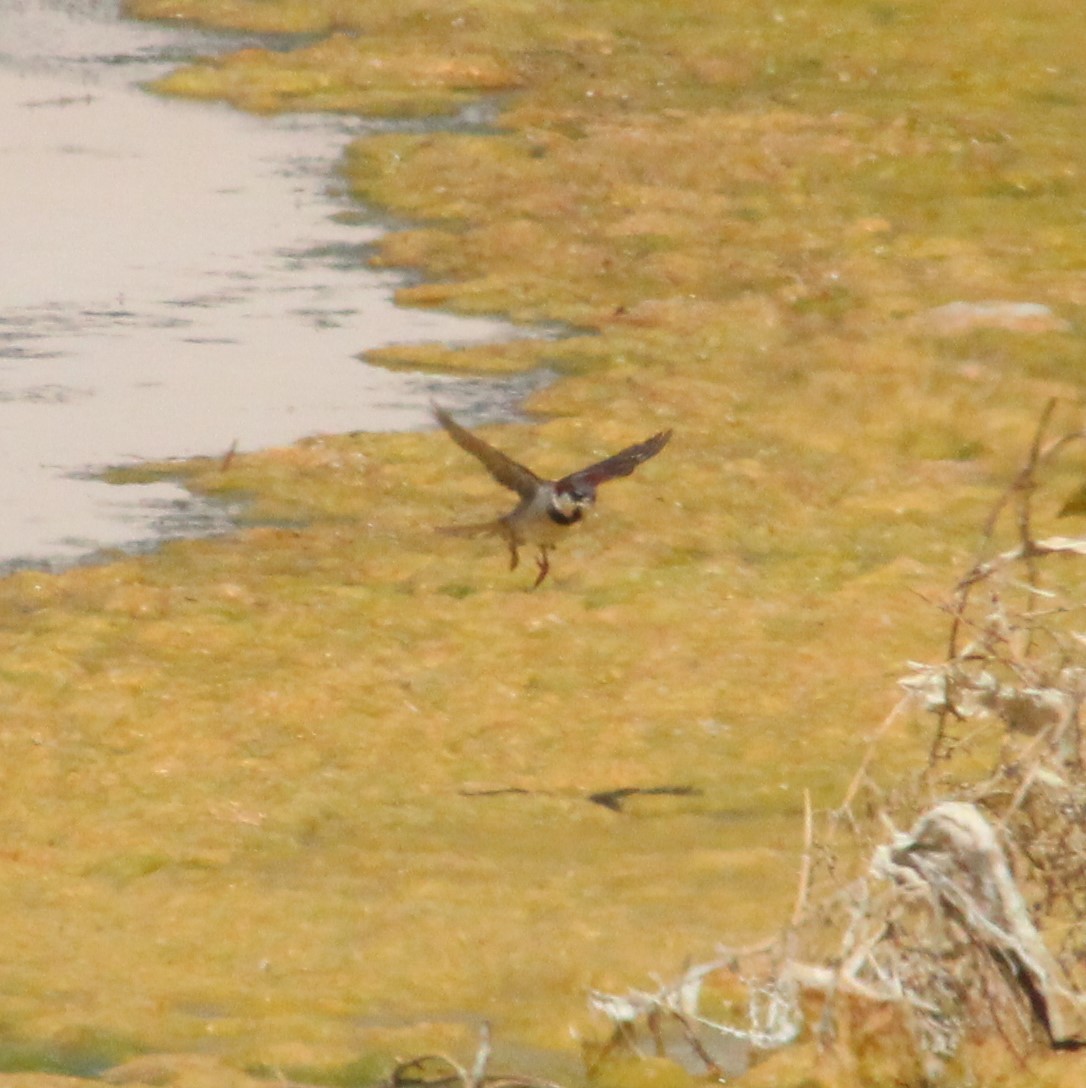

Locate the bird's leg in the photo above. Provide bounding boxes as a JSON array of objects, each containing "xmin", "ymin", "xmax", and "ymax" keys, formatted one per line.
[
  {"xmin": 532, "ymin": 547, "xmax": 551, "ymax": 589},
  {"xmin": 499, "ymin": 523, "xmax": 519, "ymax": 570}
]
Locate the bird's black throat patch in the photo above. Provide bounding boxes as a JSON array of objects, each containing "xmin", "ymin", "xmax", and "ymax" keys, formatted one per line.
[{"xmin": 547, "ymin": 505, "xmax": 584, "ymax": 526}]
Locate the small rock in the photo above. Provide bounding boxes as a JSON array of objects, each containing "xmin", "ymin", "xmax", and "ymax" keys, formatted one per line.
[{"xmin": 910, "ymin": 300, "xmax": 1070, "ymax": 336}]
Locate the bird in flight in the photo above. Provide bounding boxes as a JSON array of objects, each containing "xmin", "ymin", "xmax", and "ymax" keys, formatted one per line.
[{"xmin": 434, "ymin": 407, "xmax": 672, "ymax": 587}]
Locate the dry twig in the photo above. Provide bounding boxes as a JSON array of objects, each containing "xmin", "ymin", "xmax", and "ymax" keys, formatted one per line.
[{"xmin": 590, "ymin": 404, "xmax": 1086, "ymax": 1079}]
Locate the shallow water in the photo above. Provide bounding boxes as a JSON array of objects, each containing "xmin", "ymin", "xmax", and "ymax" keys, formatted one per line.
[{"xmin": 0, "ymin": 0, "xmax": 532, "ymax": 571}]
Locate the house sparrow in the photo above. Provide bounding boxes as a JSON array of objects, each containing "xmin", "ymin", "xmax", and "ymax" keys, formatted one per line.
[{"xmin": 435, "ymin": 406, "xmax": 671, "ymax": 587}]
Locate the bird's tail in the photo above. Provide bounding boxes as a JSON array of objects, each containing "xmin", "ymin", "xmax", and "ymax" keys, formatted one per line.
[{"xmin": 436, "ymin": 519, "xmax": 504, "ymax": 538}]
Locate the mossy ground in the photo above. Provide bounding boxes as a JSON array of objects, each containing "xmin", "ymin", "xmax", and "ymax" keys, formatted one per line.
[{"xmin": 7, "ymin": 0, "xmax": 1086, "ymax": 1084}]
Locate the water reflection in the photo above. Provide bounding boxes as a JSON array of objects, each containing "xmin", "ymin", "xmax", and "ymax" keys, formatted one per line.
[{"xmin": 0, "ymin": 0, "xmax": 537, "ymax": 570}]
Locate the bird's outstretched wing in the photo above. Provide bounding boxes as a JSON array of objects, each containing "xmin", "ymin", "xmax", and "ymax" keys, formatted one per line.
[
  {"xmin": 434, "ymin": 407, "xmax": 541, "ymax": 499},
  {"xmin": 561, "ymin": 429, "xmax": 672, "ymax": 490}
]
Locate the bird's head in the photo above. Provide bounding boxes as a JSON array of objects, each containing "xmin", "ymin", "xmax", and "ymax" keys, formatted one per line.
[{"xmin": 551, "ymin": 481, "xmax": 595, "ymax": 521}]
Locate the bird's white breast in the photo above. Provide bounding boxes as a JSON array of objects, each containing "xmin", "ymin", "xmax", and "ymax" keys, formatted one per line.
[{"xmin": 505, "ymin": 486, "xmax": 585, "ymax": 547}]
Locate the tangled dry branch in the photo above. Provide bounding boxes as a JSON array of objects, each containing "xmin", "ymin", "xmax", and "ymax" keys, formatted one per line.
[{"xmin": 590, "ymin": 401, "xmax": 1086, "ymax": 1080}]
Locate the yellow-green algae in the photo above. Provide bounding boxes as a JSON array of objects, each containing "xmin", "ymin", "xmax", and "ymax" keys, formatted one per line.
[{"xmin": 5, "ymin": 0, "xmax": 1086, "ymax": 1083}]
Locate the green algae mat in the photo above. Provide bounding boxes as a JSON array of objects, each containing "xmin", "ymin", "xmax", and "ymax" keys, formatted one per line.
[{"xmin": 4, "ymin": 0, "xmax": 1086, "ymax": 1083}]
